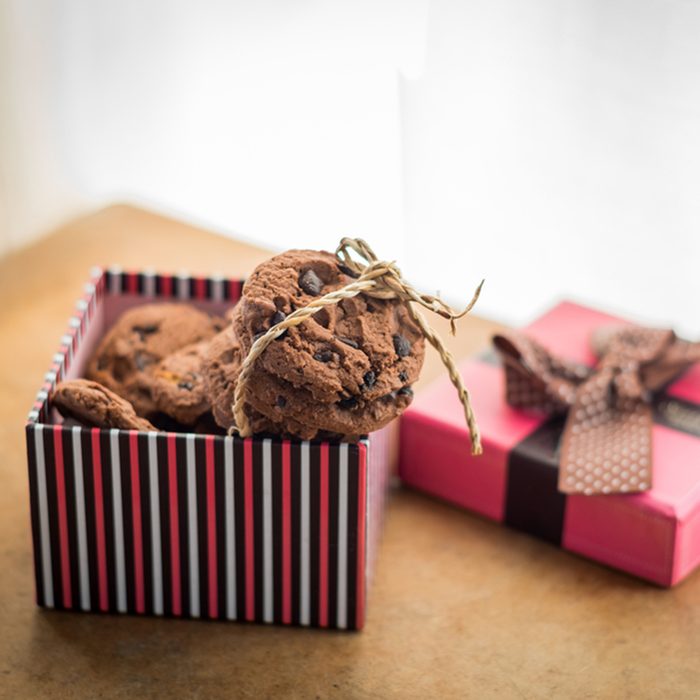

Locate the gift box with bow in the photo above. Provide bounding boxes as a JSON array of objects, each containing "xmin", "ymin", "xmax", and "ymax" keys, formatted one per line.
[{"xmin": 399, "ymin": 301, "xmax": 700, "ymax": 586}]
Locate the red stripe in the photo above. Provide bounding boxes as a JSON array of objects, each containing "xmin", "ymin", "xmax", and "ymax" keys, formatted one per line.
[
  {"xmin": 318, "ymin": 443, "xmax": 329, "ymax": 627},
  {"xmin": 167, "ymin": 434, "xmax": 181, "ymax": 615},
  {"xmin": 281, "ymin": 440, "xmax": 292, "ymax": 624},
  {"xmin": 127, "ymin": 272, "xmax": 138, "ymax": 294},
  {"xmin": 228, "ymin": 279, "xmax": 241, "ymax": 301},
  {"xmin": 52, "ymin": 426, "xmax": 72, "ymax": 608},
  {"xmin": 161, "ymin": 275, "xmax": 173, "ymax": 298},
  {"xmin": 244, "ymin": 438, "xmax": 255, "ymax": 621},
  {"xmin": 205, "ymin": 436, "xmax": 218, "ymax": 619},
  {"xmin": 355, "ymin": 443, "xmax": 368, "ymax": 630},
  {"xmin": 195, "ymin": 277, "xmax": 206, "ymax": 300},
  {"xmin": 129, "ymin": 432, "xmax": 145, "ymax": 613},
  {"xmin": 91, "ymin": 429, "xmax": 109, "ymax": 611}
]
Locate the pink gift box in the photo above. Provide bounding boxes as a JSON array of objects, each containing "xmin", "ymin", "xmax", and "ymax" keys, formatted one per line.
[
  {"xmin": 399, "ymin": 301, "xmax": 700, "ymax": 586},
  {"xmin": 24, "ymin": 268, "xmax": 393, "ymax": 629}
]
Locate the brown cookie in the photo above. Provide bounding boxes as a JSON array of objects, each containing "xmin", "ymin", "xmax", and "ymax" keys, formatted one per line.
[
  {"xmin": 52, "ymin": 379, "xmax": 157, "ymax": 431},
  {"xmin": 87, "ymin": 303, "xmax": 223, "ymax": 416},
  {"xmin": 202, "ymin": 328, "xmax": 333, "ymax": 440},
  {"xmin": 230, "ymin": 249, "xmax": 424, "ymax": 437},
  {"xmin": 242, "ymin": 365, "xmax": 414, "ymax": 437},
  {"xmin": 150, "ymin": 341, "xmax": 211, "ymax": 425}
]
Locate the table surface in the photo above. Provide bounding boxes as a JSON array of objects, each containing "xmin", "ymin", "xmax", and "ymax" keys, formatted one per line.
[{"xmin": 1, "ymin": 205, "xmax": 698, "ymax": 699}]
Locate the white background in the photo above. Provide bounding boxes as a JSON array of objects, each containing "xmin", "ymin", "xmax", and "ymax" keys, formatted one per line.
[{"xmin": 2, "ymin": 0, "xmax": 699, "ymax": 334}]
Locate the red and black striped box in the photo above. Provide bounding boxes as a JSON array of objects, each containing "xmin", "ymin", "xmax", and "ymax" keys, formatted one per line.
[{"xmin": 25, "ymin": 268, "xmax": 394, "ymax": 629}]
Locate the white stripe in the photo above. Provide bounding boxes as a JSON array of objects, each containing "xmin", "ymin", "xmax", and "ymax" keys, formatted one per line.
[
  {"xmin": 71, "ymin": 427, "xmax": 90, "ymax": 611},
  {"xmin": 177, "ymin": 274, "xmax": 190, "ymax": 300},
  {"xmin": 108, "ymin": 266, "xmax": 122, "ymax": 294},
  {"xmin": 336, "ymin": 443, "xmax": 349, "ymax": 629},
  {"xmin": 148, "ymin": 433, "xmax": 163, "ymax": 615},
  {"xmin": 211, "ymin": 277, "xmax": 225, "ymax": 302},
  {"xmin": 224, "ymin": 437, "xmax": 237, "ymax": 619},
  {"xmin": 186, "ymin": 434, "xmax": 200, "ymax": 617},
  {"xmin": 300, "ymin": 441, "xmax": 311, "ymax": 626},
  {"xmin": 34, "ymin": 426, "xmax": 54, "ymax": 608},
  {"xmin": 110, "ymin": 430, "xmax": 127, "ymax": 613},
  {"xmin": 262, "ymin": 439, "xmax": 274, "ymax": 623},
  {"xmin": 143, "ymin": 272, "xmax": 156, "ymax": 298}
]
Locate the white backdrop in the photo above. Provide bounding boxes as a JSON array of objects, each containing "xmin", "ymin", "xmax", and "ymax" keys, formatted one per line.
[{"xmin": 2, "ymin": 0, "xmax": 699, "ymax": 334}]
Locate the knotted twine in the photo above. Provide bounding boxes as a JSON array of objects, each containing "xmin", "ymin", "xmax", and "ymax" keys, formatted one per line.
[
  {"xmin": 231, "ymin": 237, "xmax": 484, "ymax": 455},
  {"xmin": 493, "ymin": 326, "xmax": 700, "ymax": 495}
]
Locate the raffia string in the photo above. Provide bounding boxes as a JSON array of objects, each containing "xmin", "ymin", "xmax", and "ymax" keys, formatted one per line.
[{"xmin": 231, "ymin": 237, "xmax": 484, "ymax": 455}]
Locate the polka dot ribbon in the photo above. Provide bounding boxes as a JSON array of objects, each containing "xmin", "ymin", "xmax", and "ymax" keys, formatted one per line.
[{"xmin": 493, "ymin": 327, "xmax": 700, "ymax": 495}]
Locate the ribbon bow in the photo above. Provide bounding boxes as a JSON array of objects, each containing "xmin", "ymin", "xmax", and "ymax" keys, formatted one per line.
[{"xmin": 493, "ymin": 326, "xmax": 700, "ymax": 495}]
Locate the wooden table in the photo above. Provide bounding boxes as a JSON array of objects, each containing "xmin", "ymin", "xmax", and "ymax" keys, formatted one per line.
[{"xmin": 1, "ymin": 205, "xmax": 698, "ymax": 699}]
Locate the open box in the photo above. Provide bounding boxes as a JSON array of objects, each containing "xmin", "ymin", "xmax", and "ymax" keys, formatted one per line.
[{"xmin": 25, "ymin": 268, "xmax": 394, "ymax": 629}]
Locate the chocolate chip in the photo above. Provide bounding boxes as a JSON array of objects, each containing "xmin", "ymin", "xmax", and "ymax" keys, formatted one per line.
[
  {"xmin": 398, "ymin": 386, "xmax": 414, "ymax": 397},
  {"xmin": 314, "ymin": 348, "xmax": 333, "ymax": 363},
  {"xmin": 393, "ymin": 334, "xmax": 411, "ymax": 357},
  {"xmin": 133, "ymin": 324, "xmax": 158, "ymax": 341},
  {"xmin": 363, "ymin": 370, "xmax": 376, "ymax": 388},
  {"xmin": 398, "ymin": 370, "xmax": 408, "ymax": 382},
  {"xmin": 338, "ymin": 396, "xmax": 358, "ymax": 409},
  {"xmin": 337, "ymin": 336, "xmax": 359, "ymax": 349},
  {"xmin": 276, "ymin": 395, "xmax": 287, "ymax": 408},
  {"xmin": 253, "ymin": 331, "xmax": 266, "ymax": 343},
  {"xmin": 382, "ymin": 390, "xmax": 398, "ymax": 401},
  {"xmin": 299, "ymin": 269, "xmax": 323, "ymax": 296},
  {"xmin": 338, "ymin": 263, "xmax": 360, "ymax": 279},
  {"xmin": 178, "ymin": 381, "xmax": 194, "ymax": 391},
  {"xmin": 134, "ymin": 352, "xmax": 153, "ymax": 371},
  {"xmin": 271, "ymin": 310, "xmax": 287, "ymax": 325}
]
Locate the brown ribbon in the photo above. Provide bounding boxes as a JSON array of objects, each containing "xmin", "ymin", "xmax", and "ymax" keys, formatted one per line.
[{"xmin": 493, "ymin": 326, "xmax": 700, "ymax": 495}]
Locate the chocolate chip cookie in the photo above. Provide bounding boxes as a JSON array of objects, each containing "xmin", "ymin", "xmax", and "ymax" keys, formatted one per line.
[
  {"xmin": 203, "ymin": 328, "xmax": 359, "ymax": 440},
  {"xmin": 230, "ymin": 249, "xmax": 424, "ymax": 437},
  {"xmin": 87, "ymin": 303, "xmax": 224, "ymax": 416},
  {"xmin": 52, "ymin": 379, "xmax": 157, "ymax": 431},
  {"xmin": 150, "ymin": 341, "xmax": 211, "ymax": 425}
]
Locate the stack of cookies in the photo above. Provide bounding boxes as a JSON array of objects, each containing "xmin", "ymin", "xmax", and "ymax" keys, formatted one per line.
[{"xmin": 53, "ymin": 249, "xmax": 426, "ymax": 440}]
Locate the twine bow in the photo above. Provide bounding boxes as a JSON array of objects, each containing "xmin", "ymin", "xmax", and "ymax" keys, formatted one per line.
[
  {"xmin": 493, "ymin": 326, "xmax": 700, "ymax": 495},
  {"xmin": 232, "ymin": 238, "xmax": 484, "ymax": 454}
]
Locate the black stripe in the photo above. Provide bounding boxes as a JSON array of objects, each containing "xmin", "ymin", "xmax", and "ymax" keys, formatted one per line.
[
  {"xmin": 214, "ymin": 438, "xmax": 227, "ymax": 619},
  {"xmin": 157, "ymin": 435, "xmax": 173, "ymax": 615},
  {"xmin": 42, "ymin": 426, "xmax": 64, "ymax": 609},
  {"xmin": 25, "ymin": 425, "xmax": 45, "ymax": 607},
  {"xmin": 61, "ymin": 428, "xmax": 81, "ymax": 609},
  {"xmin": 504, "ymin": 416, "xmax": 568, "ymax": 545},
  {"xmin": 136, "ymin": 273, "xmax": 145, "ymax": 295},
  {"xmin": 81, "ymin": 431, "xmax": 99, "ymax": 611},
  {"xmin": 204, "ymin": 278, "xmax": 213, "ymax": 300},
  {"xmin": 327, "ymin": 446, "xmax": 340, "ymax": 627},
  {"xmin": 176, "ymin": 436, "xmax": 190, "ymax": 616},
  {"xmin": 253, "ymin": 440, "xmax": 264, "ymax": 622},
  {"xmin": 138, "ymin": 434, "xmax": 153, "ymax": 614},
  {"xmin": 120, "ymin": 271, "xmax": 127, "ymax": 293},
  {"xmin": 271, "ymin": 441, "xmax": 283, "ymax": 624},
  {"xmin": 99, "ymin": 430, "xmax": 117, "ymax": 612},
  {"xmin": 309, "ymin": 444, "xmax": 321, "ymax": 627},
  {"xmin": 290, "ymin": 442, "xmax": 301, "ymax": 625},
  {"xmin": 233, "ymin": 438, "xmax": 246, "ymax": 619},
  {"xmin": 345, "ymin": 446, "xmax": 359, "ymax": 630},
  {"xmin": 195, "ymin": 437, "xmax": 209, "ymax": 617},
  {"xmin": 119, "ymin": 433, "xmax": 135, "ymax": 613},
  {"xmin": 188, "ymin": 277, "xmax": 197, "ymax": 299}
]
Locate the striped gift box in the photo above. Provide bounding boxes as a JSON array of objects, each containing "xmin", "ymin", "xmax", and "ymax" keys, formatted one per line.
[{"xmin": 25, "ymin": 268, "xmax": 393, "ymax": 629}]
